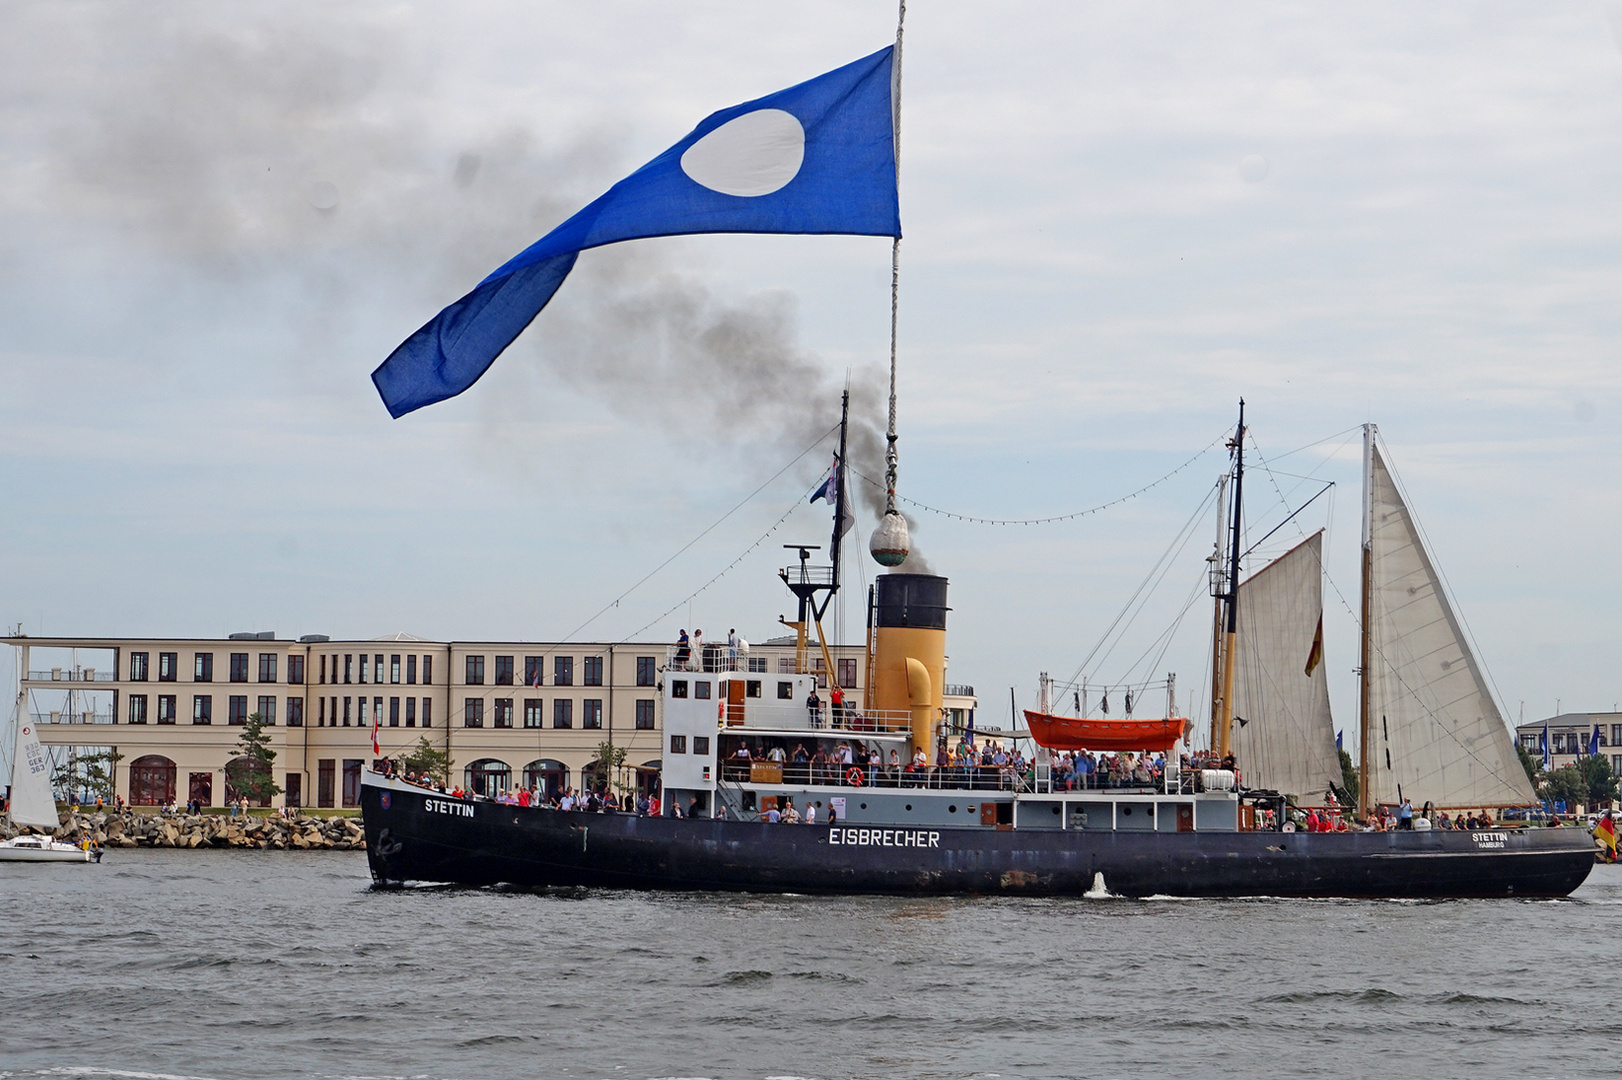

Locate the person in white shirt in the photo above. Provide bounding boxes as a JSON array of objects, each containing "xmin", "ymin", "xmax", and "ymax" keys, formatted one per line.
[
  {"xmin": 804, "ymin": 803, "xmax": 817, "ymax": 825},
  {"xmin": 727, "ymin": 628, "xmax": 740, "ymax": 670}
]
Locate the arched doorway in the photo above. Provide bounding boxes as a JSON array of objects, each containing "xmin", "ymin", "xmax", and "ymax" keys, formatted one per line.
[
  {"xmin": 225, "ymin": 756, "xmax": 272, "ymax": 807},
  {"xmin": 522, "ymin": 759, "xmax": 569, "ymax": 802},
  {"xmin": 129, "ymin": 755, "xmax": 176, "ymax": 806},
  {"xmin": 463, "ymin": 758, "xmax": 511, "ymax": 797},
  {"xmin": 636, "ymin": 760, "xmax": 662, "ymax": 800}
]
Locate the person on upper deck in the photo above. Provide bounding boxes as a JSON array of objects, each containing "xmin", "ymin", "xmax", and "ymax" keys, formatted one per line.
[
  {"xmin": 1398, "ymin": 798, "xmax": 1413, "ymax": 829},
  {"xmin": 807, "ymin": 688, "xmax": 823, "ymax": 727},
  {"xmin": 675, "ymin": 629, "xmax": 691, "ymax": 669}
]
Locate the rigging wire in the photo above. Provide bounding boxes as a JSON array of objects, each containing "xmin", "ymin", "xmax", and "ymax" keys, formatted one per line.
[
  {"xmin": 622, "ymin": 480, "xmax": 824, "ymax": 644},
  {"xmin": 561, "ymin": 423, "xmax": 839, "ymax": 643},
  {"xmin": 849, "ymin": 431, "xmax": 1227, "ymax": 526}
]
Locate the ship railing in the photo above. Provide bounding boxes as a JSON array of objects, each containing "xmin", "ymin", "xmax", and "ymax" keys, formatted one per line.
[
  {"xmin": 720, "ymin": 761, "xmax": 1034, "ymax": 792},
  {"xmin": 664, "ymin": 645, "xmax": 753, "ymax": 673}
]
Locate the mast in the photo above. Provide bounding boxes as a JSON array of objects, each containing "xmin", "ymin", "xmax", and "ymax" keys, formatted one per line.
[
  {"xmin": 1207, "ymin": 472, "xmax": 1230, "ymax": 748},
  {"xmin": 1357, "ymin": 423, "xmax": 1376, "ymax": 819},
  {"xmin": 869, "ymin": 0, "xmax": 911, "ymax": 569},
  {"xmin": 1215, "ymin": 401, "xmax": 1245, "ymax": 761},
  {"xmin": 827, "ymin": 389, "xmax": 850, "ymax": 598}
]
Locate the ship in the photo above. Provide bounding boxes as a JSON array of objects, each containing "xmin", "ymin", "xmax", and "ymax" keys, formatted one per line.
[{"xmin": 362, "ymin": 404, "xmax": 1598, "ymax": 898}]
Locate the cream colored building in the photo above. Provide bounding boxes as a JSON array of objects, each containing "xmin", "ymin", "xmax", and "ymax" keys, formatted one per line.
[{"xmin": 8, "ymin": 632, "xmax": 973, "ymax": 810}]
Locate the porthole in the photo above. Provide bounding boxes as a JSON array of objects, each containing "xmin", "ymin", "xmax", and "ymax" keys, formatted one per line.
[
  {"xmin": 1122, "ymin": 805, "xmax": 1133, "ymax": 816},
  {"xmin": 948, "ymin": 805, "xmax": 957, "ymax": 813},
  {"xmin": 905, "ymin": 804, "xmax": 912, "ymax": 811},
  {"xmin": 860, "ymin": 803, "xmax": 867, "ymax": 810},
  {"xmin": 967, "ymin": 805, "xmax": 976, "ymax": 813},
  {"xmin": 1051, "ymin": 805, "xmax": 1061, "ymax": 815}
]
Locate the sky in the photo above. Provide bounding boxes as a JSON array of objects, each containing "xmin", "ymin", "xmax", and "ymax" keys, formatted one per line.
[{"xmin": 5, "ymin": 1, "xmax": 1622, "ymax": 763}]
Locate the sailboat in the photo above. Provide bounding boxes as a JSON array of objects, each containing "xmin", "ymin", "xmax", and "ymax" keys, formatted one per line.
[{"xmin": 2, "ymin": 712, "xmax": 97, "ymax": 863}]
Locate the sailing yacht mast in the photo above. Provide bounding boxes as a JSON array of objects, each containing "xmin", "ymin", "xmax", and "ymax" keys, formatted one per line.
[
  {"xmin": 1213, "ymin": 401, "xmax": 1246, "ymax": 760},
  {"xmin": 1357, "ymin": 423, "xmax": 1375, "ymax": 820}
]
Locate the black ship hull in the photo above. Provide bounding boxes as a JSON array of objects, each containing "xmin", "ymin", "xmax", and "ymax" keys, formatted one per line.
[{"xmin": 361, "ymin": 781, "xmax": 1596, "ymax": 899}]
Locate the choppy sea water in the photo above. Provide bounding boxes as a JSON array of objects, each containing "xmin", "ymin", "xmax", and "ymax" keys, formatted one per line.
[{"xmin": 0, "ymin": 850, "xmax": 1615, "ymax": 1080}]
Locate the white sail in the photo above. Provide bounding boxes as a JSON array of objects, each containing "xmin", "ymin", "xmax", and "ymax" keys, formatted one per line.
[
  {"xmin": 1231, "ymin": 531, "xmax": 1342, "ymax": 801},
  {"xmin": 1364, "ymin": 443, "xmax": 1536, "ymax": 808},
  {"xmin": 9, "ymin": 719, "xmax": 61, "ymax": 830}
]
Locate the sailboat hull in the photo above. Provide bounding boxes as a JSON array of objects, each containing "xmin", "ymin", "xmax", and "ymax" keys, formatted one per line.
[
  {"xmin": 0, "ymin": 838, "xmax": 96, "ymax": 863},
  {"xmin": 362, "ymin": 779, "xmax": 1594, "ymax": 899}
]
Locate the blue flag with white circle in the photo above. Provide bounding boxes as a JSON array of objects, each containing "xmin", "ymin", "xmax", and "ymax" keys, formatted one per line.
[{"xmin": 373, "ymin": 46, "xmax": 900, "ymax": 418}]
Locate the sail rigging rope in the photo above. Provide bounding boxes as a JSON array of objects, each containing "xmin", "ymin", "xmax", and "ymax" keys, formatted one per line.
[
  {"xmin": 850, "ymin": 430, "xmax": 1227, "ymax": 527},
  {"xmin": 561, "ymin": 422, "xmax": 839, "ymax": 644}
]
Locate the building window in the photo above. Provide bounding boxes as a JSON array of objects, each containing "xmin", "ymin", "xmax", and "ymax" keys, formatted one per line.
[
  {"xmin": 811, "ymin": 658, "xmax": 827, "ymax": 690},
  {"xmin": 157, "ymin": 695, "xmax": 176, "ymax": 724},
  {"xmin": 672, "ymin": 679, "xmax": 688, "ymax": 699},
  {"xmin": 390, "ymin": 655, "xmax": 401, "ymax": 684},
  {"xmin": 746, "ymin": 680, "xmax": 761, "ymax": 698},
  {"xmin": 194, "ymin": 653, "xmax": 213, "ymax": 682},
  {"xmin": 778, "ymin": 681, "xmax": 793, "ymax": 700},
  {"xmin": 524, "ymin": 656, "xmax": 544, "ymax": 687},
  {"xmin": 584, "ymin": 656, "xmax": 603, "ymax": 687},
  {"xmin": 193, "ymin": 695, "xmax": 212, "ymax": 724},
  {"xmin": 466, "ymin": 655, "xmax": 485, "ymax": 685},
  {"xmin": 406, "ymin": 654, "xmax": 417, "ymax": 684},
  {"xmin": 494, "ymin": 698, "xmax": 514, "ymax": 728},
  {"xmin": 230, "ymin": 653, "xmax": 249, "ymax": 683},
  {"xmin": 318, "ymin": 697, "xmax": 326, "ymax": 726},
  {"xmin": 747, "ymin": 657, "xmax": 767, "ymax": 673},
  {"xmin": 1613, "ymin": 724, "xmax": 1622, "ymax": 747},
  {"xmin": 256, "ymin": 696, "xmax": 277, "ymax": 724},
  {"xmin": 463, "ymin": 759, "xmax": 511, "ymax": 798},
  {"xmin": 779, "ymin": 657, "xmax": 795, "ymax": 674},
  {"xmin": 553, "ymin": 699, "xmax": 573, "ymax": 729},
  {"xmin": 405, "ymin": 698, "xmax": 416, "ymax": 727},
  {"xmin": 228, "ymin": 696, "xmax": 248, "ymax": 724},
  {"xmin": 636, "ymin": 656, "xmax": 656, "ymax": 687},
  {"xmin": 635, "ymin": 699, "xmax": 655, "ymax": 729},
  {"xmin": 422, "ymin": 655, "xmax": 432, "ymax": 685},
  {"xmin": 342, "ymin": 655, "xmax": 352, "ymax": 683},
  {"xmin": 421, "ymin": 697, "xmax": 432, "ymax": 727},
  {"xmin": 128, "ymin": 694, "xmax": 148, "ymax": 724},
  {"xmin": 524, "ymin": 699, "xmax": 544, "ymax": 728},
  {"xmin": 342, "ymin": 760, "xmax": 362, "ymax": 807},
  {"xmin": 287, "ymin": 697, "xmax": 303, "ymax": 727},
  {"xmin": 343, "ymin": 696, "xmax": 352, "ymax": 726},
  {"xmin": 839, "ymin": 658, "xmax": 858, "ymax": 688},
  {"xmin": 583, "ymin": 699, "xmax": 602, "ymax": 729},
  {"xmin": 389, "ymin": 697, "xmax": 401, "ymax": 727},
  {"xmin": 130, "ymin": 652, "xmax": 149, "ymax": 681},
  {"xmin": 464, "ymin": 698, "xmax": 484, "ymax": 727},
  {"xmin": 258, "ymin": 654, "xmax": 277, "ymax": 683},
  {"xmin": 318, "ymin": 760, "xmax": 335, "ymax": 808},
  {"xmin": 358, "ymin": 698, "xmax": 368, "ymax": 728},
  {"xmin": 359, "ymin": 654, "xmax": 369, "ymax": 684},
  {"xmin": 289, "ymin": 655, "xmax": 304, "ymax": 685},
  {"xmin": 695, "ymin": 681, "xmax": 711, "ymax": 700},
  {"xmin": 693, "ymin": 736, "xmax": 710, "ymax": 756},
  {"xmin": 157, "ymin": 652, "xmax": 177, "ymax": 681},
  {"xmin": 319, "ymin": 654, "xmax": 328, "ymax": 684},
  {"xmin": 495, "ymin": 655, "xmax": 514, "ymax": 686},
  {"xmin": 284, "ymin": 773, "xmax": 302, "ymax": 809},
  {"xmin": 670, "ymin": 735, "xmax": 687, "ymax": 754},
  {"xmin": 373, "ymin": 655, "xmax": 383, "ymax": 683},
  {"xmin": 554, "ymin": 656, "xmax": 573, "ymax": 686}
]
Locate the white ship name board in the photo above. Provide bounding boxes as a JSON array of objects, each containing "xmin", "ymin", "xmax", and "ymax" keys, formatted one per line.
[
  {"xmin": 426, "ymin": 799, "xmax": 475, "ymax": 818},
  {"xmin": 828, "ymin": 827, "xmax": 940, "ymax": 848},
  {"xmin": 1469, "ymin": 831, "xmax": 1508, "ymax": 848}
]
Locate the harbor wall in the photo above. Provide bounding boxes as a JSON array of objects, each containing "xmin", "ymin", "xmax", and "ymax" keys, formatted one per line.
[{"xmin": 3, "ymin": 810, "xmax": 365, "ymax": 850}]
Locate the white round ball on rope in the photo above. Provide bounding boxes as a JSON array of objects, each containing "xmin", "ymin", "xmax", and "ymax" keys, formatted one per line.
[{"xmin": 869, "ymin": 511, "xmax": 910, "ymax": 567}]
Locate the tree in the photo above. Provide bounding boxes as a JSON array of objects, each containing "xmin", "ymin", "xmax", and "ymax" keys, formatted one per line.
[
  {"xmin": 1516, "ymin": 744, "xmax": 1543, "ymax": 788},
  {"xmin": 1578, "ymin": 754, "xmax": 1619, "ymax": 807},
  {"xmin": 1540, "ymin": 764, "xmax": 1586, "ymax": 810},
  {"xmin": 402, "ymin": 736, "xmax": 452, "ymax": 786},
  {"xmin": 51, "ymin": 748, "xmax": 122, "ymax": 804},
  {"xmin": 593, "ymin": 740, "xmax": 627, "ymax": 796},
  {"xmin": 1337, "ymin": 748, "xmax": 1359, "ymax": 809},
  {"xmin": 231, "ymin": 712, "xmax": 282, "ymax": 804}
]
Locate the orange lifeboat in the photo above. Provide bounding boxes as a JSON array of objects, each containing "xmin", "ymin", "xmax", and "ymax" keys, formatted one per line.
[{"xmin": 1022, "ymin": 710, "xmax": 1190, "ymax": 753}]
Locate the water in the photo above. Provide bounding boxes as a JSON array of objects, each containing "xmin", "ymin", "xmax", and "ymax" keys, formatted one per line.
[{"xmin": 1, "ymin": 851, "xmax": 1616, "ymax": 1080}]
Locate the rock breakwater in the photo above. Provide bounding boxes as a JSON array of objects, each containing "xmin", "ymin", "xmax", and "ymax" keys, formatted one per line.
[{"xmin": 3, "ymin": 811, "xmax": 366, "ymax": 850}]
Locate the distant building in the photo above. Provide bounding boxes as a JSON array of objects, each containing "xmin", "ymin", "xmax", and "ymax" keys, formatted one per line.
[
  {"xmin": 1514, "ymin": 712, "xmax": 1622, "ymax": 776},
  {"xmin": 6, "ymin": 632, "xmax": 975, "ymax": 810}
]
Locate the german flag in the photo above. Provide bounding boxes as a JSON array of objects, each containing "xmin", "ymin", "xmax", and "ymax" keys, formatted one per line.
[
  {"xmin": 1596, "ymin": 814, "xmax": 1618, "ymax": 862},
  {"xmin": 1304, "ymin": 615, "xmax": 1325, "ymax": 676}
]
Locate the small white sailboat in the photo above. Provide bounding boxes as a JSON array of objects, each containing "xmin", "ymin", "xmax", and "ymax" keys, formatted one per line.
[{"xmin": 1, "ymin": 715, "xmax": 97, "ymax": 863}]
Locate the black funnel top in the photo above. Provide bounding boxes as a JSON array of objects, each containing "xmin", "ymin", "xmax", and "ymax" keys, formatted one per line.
[{"xmin": 874, "ymin": 574, "xmax": 949, "ymax": 630}]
